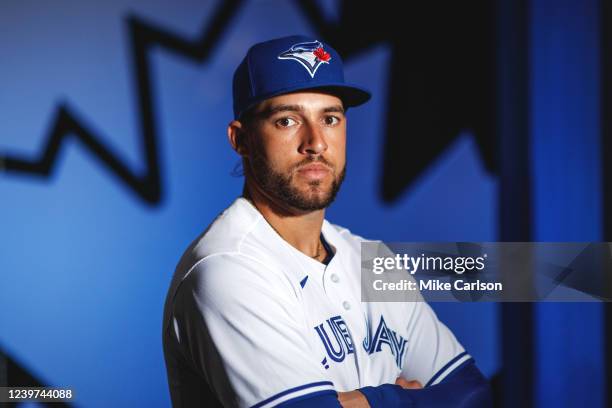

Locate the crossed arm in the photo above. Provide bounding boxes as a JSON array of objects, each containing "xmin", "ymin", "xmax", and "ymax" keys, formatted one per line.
[{"xmin": 285, "ymin": 361, "xmax": 491, "ymax": 408}]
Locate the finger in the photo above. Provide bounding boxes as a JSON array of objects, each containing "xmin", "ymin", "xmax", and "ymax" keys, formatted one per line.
[
  {"xmin": 395, "ymin": 377, "xmax": 423, "ymax": 389},
  {"xmin": 395, "ymin": 377, "xmax": 409, "ymax": 387},
  {"xmin": 403, "ymin": 380, "xmax": 423, "ymax": 389}
]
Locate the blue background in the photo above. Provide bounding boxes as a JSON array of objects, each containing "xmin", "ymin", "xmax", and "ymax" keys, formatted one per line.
[{"xmin": 0, "ymin": 0, "xmax": 605, "ymax": 406}]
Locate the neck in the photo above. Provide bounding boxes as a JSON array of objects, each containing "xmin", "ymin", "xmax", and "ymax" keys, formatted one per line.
[{"xmin": 243, "ymin": 183, "xmax": 325, "ymax": 259}]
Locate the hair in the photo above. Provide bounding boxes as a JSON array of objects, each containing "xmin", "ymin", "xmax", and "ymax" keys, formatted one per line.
[
  {"xmin": 230, "ymin": 105, "xmax": 259, "ymax": 177},
  {"xmin": 237, "ymin": 104, "xmax": 259, "ymax": 131}
]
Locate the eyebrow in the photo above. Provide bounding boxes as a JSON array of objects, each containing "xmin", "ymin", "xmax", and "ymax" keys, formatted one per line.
[{"xmin": 256, "ymin": 104, "xmax": 345, "ymax": 119}]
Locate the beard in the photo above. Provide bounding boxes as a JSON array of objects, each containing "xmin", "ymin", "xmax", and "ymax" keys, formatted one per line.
[{"xmin": 248, "ymin": 149, "xmax": 346, "ymax": 212}]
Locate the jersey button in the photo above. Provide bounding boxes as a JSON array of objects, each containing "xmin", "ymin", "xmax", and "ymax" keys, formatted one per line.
[
  {"xmin": 331, "ymin": 274, "xmax": 340, "ymax": 283},
  {"xmin": 342, "ymin": 301, "xmax": 351, "ymax": 310}
]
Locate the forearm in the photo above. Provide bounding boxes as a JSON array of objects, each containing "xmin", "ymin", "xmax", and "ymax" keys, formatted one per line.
[{"xmin": 358, "ymin": 362, "xmax": 491, "ymax": 408}]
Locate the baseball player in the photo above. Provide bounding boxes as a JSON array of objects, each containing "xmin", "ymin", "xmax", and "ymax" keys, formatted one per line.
[{"xmin": 162, "ymin": 35, "xmax": 491, "ymax": 407}]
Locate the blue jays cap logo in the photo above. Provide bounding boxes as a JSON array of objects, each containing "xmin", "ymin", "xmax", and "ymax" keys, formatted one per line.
[{"xmin": 277, "ymin": 40, "xmax": 332, "ymax": 78}]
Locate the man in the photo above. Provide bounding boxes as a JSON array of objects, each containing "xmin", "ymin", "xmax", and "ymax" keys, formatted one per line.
[{"xmin": 162, "ymin": 35, "xmax": 491, "ymax": 407}]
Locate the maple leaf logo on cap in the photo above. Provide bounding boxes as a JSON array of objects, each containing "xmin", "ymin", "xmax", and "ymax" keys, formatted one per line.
[{"xmin": 314, "ymin": 47, "xmax": 331, "ymax": 62}]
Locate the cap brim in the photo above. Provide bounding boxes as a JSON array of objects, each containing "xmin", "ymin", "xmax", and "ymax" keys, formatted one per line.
[
  {"xmin": 238, "ymin": 82, "xmax": 371, "ymax": 119},
  {"xmin": 303, "ymin": 83, "xmax": 372, "ymax": 108}
]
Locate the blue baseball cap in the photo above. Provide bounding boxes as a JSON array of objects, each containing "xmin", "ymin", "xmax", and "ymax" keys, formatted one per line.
[{"xmin": 232, "ymin": 35, "xmax": 371, "ymax": 119}]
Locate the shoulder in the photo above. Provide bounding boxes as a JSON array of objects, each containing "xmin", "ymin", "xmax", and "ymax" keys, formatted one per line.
[
  {"xmin": 172, "ymin": 198, "xmax": 283, "ymax": 280},
  {"xmin": 178, "ymin": 252, "xmax": 296, "ymax": 309},
  {"xmin": 163, "ymin": 198, "xmax": 295, "ymax": 327},
  {"xmin": 190, "ymin": 197, "xmax": 266, "ymax": 257}
]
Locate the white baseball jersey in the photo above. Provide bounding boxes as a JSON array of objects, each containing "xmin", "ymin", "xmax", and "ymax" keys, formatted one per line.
[{"xmin": 162, "ymin": 197, "xmax": 469, "ymax": 407}]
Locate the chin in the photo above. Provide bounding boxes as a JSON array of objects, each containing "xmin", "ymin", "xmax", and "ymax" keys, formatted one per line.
[
  {"xmin": 302, "ymin": 186, "xmax": 333, "ymax": 200},
  {"xmin": 301, "ymin": 191, "xmax": 337, "ymax": 209}
]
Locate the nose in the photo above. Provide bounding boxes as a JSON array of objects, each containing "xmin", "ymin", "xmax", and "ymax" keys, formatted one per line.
[{"xmin": 299, "ymin": 122, "xmax": 328, "ymax": 156}]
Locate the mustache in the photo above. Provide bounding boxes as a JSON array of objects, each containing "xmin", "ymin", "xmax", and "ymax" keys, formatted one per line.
[{"xmin": 292, "ymin": 156, "xmax": 335, "ymax": 172}]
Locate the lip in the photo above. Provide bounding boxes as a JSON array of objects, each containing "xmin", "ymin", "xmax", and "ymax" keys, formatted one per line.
[{"xmin": 296, "ymin": 163, "xmax": 331, "ymax": 180}]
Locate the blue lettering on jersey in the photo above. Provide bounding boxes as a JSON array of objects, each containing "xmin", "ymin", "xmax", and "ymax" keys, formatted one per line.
[
  {"xmin": 363, "ymin": 315, "xmax": 408, "ymax": 369},
  {"xmin": 315, "ymin": 315, "xmax": 355, "ymax": 363}
]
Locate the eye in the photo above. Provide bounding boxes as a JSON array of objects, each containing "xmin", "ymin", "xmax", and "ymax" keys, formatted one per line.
[
  {"xmin": 275, "ymin": 117, "xmax": 298, "ymax": 128},
  {"xmin": 324, "ymin": 116, "xmax": 341, "ymax": 126}
]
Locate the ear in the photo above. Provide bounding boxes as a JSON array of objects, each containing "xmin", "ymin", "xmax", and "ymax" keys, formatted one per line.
[{"xmin": 227, "ymin": 120, "xmax": 249, "ymax": 157}]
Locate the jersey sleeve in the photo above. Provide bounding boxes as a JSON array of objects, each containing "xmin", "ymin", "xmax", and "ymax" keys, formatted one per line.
[
  {"xmin": 400, "ymin": 301, "xmax": 473, "ymax": 387},
  {"xmin": 169, "ymin": 253, "xmax": 337, "ymax": 407}
]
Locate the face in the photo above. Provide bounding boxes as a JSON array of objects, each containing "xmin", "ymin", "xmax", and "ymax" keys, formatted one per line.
[{"xmin": 242, "ymin": 91, "xmax": 347, "ymax": 212}]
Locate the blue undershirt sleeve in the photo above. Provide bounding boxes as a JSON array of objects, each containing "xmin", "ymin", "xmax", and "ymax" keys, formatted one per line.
[{"xmin": 359, "ymin": 360, "xmax": 492, "ymax": 408}]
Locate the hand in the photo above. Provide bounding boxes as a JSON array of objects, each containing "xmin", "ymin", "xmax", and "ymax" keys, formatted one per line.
[
  {"xmin": 395, "ymin": 376, "xmax": 423, "ymax": 389},
  {"xmin": 337, "ymin": 390, "xmax": 370, "ymax": 408}
]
